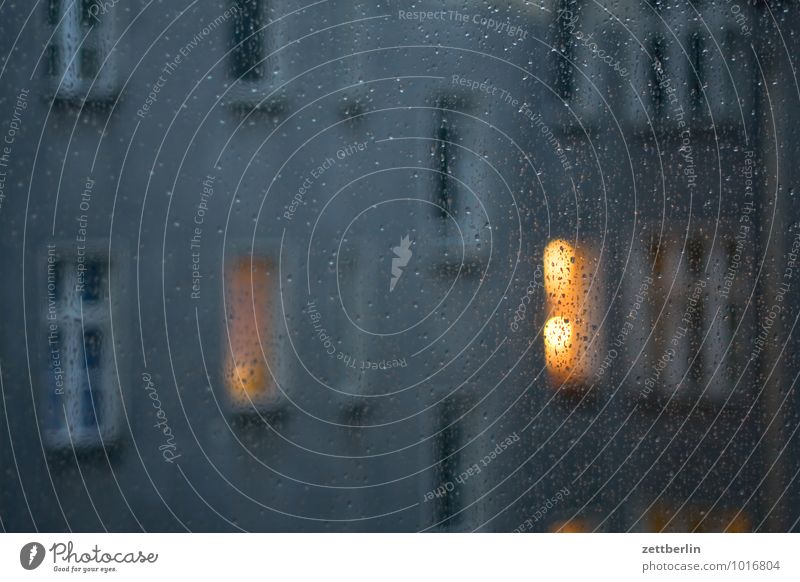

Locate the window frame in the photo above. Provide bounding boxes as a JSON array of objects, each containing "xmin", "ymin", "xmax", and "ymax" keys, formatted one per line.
[
  {"xmin": 626, "ymin": 4, "xmax": 744, "ymax": 128},
  {"xmin": 45, "ymin": 0, "xmax": 118, "ymax": 102},
  {"xmin": 429, "ymin": 93, "xmax": 489, "ymax": 264},
  {"xmin": 226, "ymin": 0, "xmax": 289, "ymax": 108},
  {"xmin": 222, "ymin": 239, "xmax": 288, "ymax": 415},
  {"xmin": 633, "ymin": 226, "xmax": 752, "ymax": 409},
  {"xmin": 39, "ymin": 239, "xmax": 124, "ymax": 450}
]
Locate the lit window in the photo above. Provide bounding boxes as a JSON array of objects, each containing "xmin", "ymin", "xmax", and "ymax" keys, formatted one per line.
[
  {"xmin": 45, "ymin": 0, "xmax": 116, "ymax": 100},
  {"xmin": 544, "ymin": 316, "xmax": 574, "ymax": 378},
  {"xmin": 224, "ymin": 255, "xmax": 282, "ymax": 412},
  {"xmin": 542, "ymin": 239, "xmax": 603, "ymax": 387},
  {"xmin": 720, "ymin": 510, "xmax": 751, "ymax": 533},
  {"xmin": 42, "ymin": 247, "xmax": 120, "ymax": 448},
  {"xmin": 550, "ymin": 518, "xmax": 592, "ymax": 532},
  {"xmin": 645, "ymin": 503, "xmax": 751, "ymax": 532}
]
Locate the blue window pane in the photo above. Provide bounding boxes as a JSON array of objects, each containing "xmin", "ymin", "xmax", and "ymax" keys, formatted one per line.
[
  {"xmin": 83, "ymin": 329, "xmax": 102, "ymax": 369},
  {"xmin": 80, "ymin": 387, "xmax": 102, "ymax": 428},
  {"xmin": 81, "ymin": 262, "xmax": 105, "ymax": 302}
]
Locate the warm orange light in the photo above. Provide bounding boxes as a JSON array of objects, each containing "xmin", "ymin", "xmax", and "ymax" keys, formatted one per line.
[
  {"xmin": 225, "ymin": 256, "xmax": 276, "ymax": 408},
  {"xmin": 542, "ymin": 238, "xmax": 602, "ymax": 387},
  {"xmin": 722, "ymin": 512, "xmax": 750, "ymax": 533},
  {"xmin": 231, "ymin": 362, "xmax": 268, "ymax": 399},
  {"xmin": 647, "ymin": 505, "xmax": 752, "ymax": 533},
  {"xmin": 544, "ymin": 316, "xmax": 575, "ymax": 381},
  {"xmin": 543, "ymin": 239, "xmax": 578, "ymax": 310},
  {"xmin": 550, "ymin": 519, "xmax": 591, "ymax": 533}
]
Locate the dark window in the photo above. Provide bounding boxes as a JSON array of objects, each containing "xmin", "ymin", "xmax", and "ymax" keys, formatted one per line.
[
  {"xmin": 554, "ymin": 0, "xmax": 574, "ymax": 101},
  {"xmin": 689, "ymin": 31, "xmax": 705, "ymax": 110},
  {"xmin": 433, "ymin": 97, "xmax": 459, "ymax": 220},
  {"xmin": 42, "ymin": 253, "xmax": 116, "ymax": 444},
  {"xmin": 81, "ymin": 261, "xmax": 105, "ymax": 301},
  {"xmin": 686, "ymin": 238, "xmax": 706, "ymax": 384},
  {"xmin": 46, "ymin": 44, "xmax": 60, "ymax": 77},
  {"xmin": 231, "ymin": 0, "xmax": 265, "ymax": 81},
  {"xmin": 80, "ymin": 0, "xmax": 100, "ymax": 28},
  {"xmin": 44, "ymin": 0, "xmax": 113, "ymax": 89},
  {"xmin": 650, "ymin": 34, "xmax": 667, "ymax": 116},
  {"xmin": 686, "ymin": 236, "xmax": 704, "ymax": 275},
  {"xmin": 434, "ymin": 403, "xmax": 463, "ymax": 530},
  {"xmin": 47, "ymin": 0, "xmax": 61, "ymax": 26},
  {"xmin": 80, "ymin": 47, "xmax": 100, "ymax": 79},
  {"xmin": 80, "ymin": 386, "xmax": 103, "ymax": 427},
  {"xmin": 83, "ymin": 328, "xmax": 103, "ymax": 369}
]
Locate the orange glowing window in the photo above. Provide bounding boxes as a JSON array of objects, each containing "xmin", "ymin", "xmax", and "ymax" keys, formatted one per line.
[
  {"xmin": 224, "ymin": 255, "xmax": 280, "ymax": 410},
  {"xmin": 544, "ymin": 239, "xmax": 579, "ymax": 309},
  {"xmin": 690, "ymin": 509, "xmax": 751, "ymax": 533},
  {"xmin": 721, "ymin": 511, "xmax": 750, "ymax": 533},
  {"xmin": 550, "ymin": 518, "xmax": 591, "ymax": 533},
  {"xmin": 544, "ymin": 316, "xmax": 573, "ymax": 377},
  {"xmin": 645, "ymin": 504, "xmax": 750, "ymax": 533},
  {"xmin": 542, "ymin": 239, "xmax": 602, "ymax": 386}
]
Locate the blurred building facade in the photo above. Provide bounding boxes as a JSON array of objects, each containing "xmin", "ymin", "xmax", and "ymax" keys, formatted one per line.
[{"xmin": 0, "ymin": 0, "xmax": 798, "ymax": 532}]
